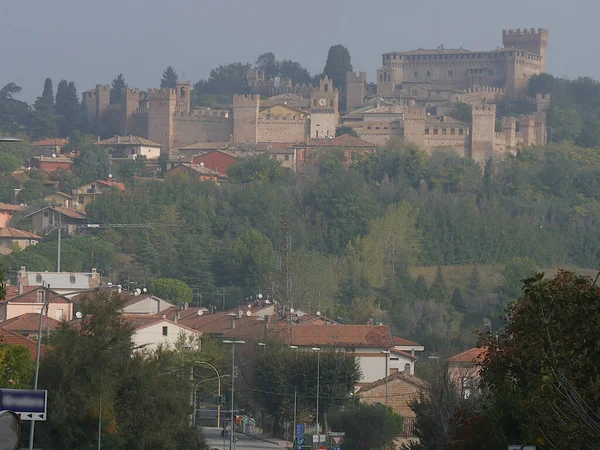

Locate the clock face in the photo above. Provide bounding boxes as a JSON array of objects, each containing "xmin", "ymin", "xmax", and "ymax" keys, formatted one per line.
[{"xmin": 319, "ymin": 98, "xmax": 327, "ymax": 106}]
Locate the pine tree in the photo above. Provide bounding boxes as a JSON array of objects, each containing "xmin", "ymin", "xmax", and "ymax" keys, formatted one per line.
[
  {"xmin": 467, "ymin": 265, "xmax": 481, "ymax": 298},
  {"xmin": 450, "ymin": 287, "xmax": 465, "ymax": 309},
  {"xmin": 414, "ymin": 275, "xmax": 428, "ymax": 300},
  {"xmin": 55, "ymin": 80, "xmax": 81, "ymax": 137},
  {"xmin": 160, "ymin": 66, "xmax": 179, "ymax": 89},
  {"xmin": 427, "ymin": 266, "xmax": 448, "ymax": 303},
  {"xmin": 110, "ymin": 74, "xmax": 127, "ymax": 104}
]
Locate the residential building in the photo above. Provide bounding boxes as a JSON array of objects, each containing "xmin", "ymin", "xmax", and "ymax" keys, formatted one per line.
[
  {"xmin": 185, "ymin": 150, "xmax": 241, "ymax": 176},
  {"xmin": 0, "ymin": 313, "xmax": 61, "ymax": 338},
  {"xmin": 98, "ymin": 135, "xmax": 162, "ymax": 160},
  {"xmin": 165, "ymin": 163, "xmax": 227, "ymax": 184},
  {"xmin": 448, "ymin": 346, "xmax": 488, "ymax": 399},
  {"xmin": 31, "ymin": 138, "xmax": 69, "ymax": 155},
  {"xmin": 0, "ymin": 202, "xmax": 25, "ymax": 228},
  {"xmin": 356, "ymin": 372, "xmax": 425, "ymax": 444},
  {"xmin": 390, "ymin": 336, "xmax": 425, "ymax": 375},
  {"xmin": 0, "ymin": 286, "xmax": 72, "ymax": 322},
  {"xmin": 44, "ymin": 191, "xmax": 75, "ymax": 209},
  {"xmin": 124, "ymin": 316, "xmax": 202, "ymax": 351},
  {"xmin": 30, "ymin": 156, "xmax": 73, "ymax": 173},
  {"xmin": 72, "ymin": 179, "xmax": 126, "ymax": 212},
  {"xmin": 0, "ymin": 328, "xmax": 40, "ymax": 360},
  {"xmin": 16, "ymin": 266, "xmax": 101, "ymax": 298},
  {"xmin": 121, "ymin": 294, "xmax": 175, "ymax": 315},
  {"xmin": 25, "ymin": 205, "xmax": 86, "ymax": 235},
  {"xmin": 0, "ymin": 227, "xmax": 42, "ymax": 251}
]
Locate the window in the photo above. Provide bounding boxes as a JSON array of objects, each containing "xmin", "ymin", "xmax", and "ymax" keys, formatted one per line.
[
  {"xmin": 131, "ymin": 149, "xmax": 135, "ymax": 155},
  {"xmin": 90, "ymin": 184, "xmax": 96, "ymax": 190},
  {"xmin": 459, "ymin": 128, "xmax": 464, "ymax": 135},
  {"xmin": 79, "ymin": 196, "xmax": 84, "ymax": 204},
  {"xmin": 43, "ymin": 211, "xmax": 49, "ymax": 218},
  {"xmin": 412, "ymin": 90, "xmax": 417, "ymax": 97},
  {"xmin": 426, "ymin": 71, "xmax": 431, "ymax": 77},
  {"xmin": 324, "ymin": 84, "xmax": 329, "ymax": 92},
  {"xmin": 442, "ymin": 128, "xmax": 447, "ymax": 135},
  {"xmin": 70, "ymin": 275, "xmax": 76, "ymax": 284},
  {"xmin": 433, "ymin": 128, "xmax": 439, "ymax": 135},
  {"xmin": 284, "ymin": 155, "xmax": 289, "ymax": 161},
  {"xmin": 488, "ymin": 68, "xmax": 494, "ymax": 76},
  {"xmin": 36, "ymin": 274, "xmax": 42, "ymax": 283},
  {"xmin": 56, "ymin": 309, "xmax": 63, "ymax": 320},
  {"xmin": 180, "ymin": 86, "xmax": 186, "ymax": 98},
  {"xmin": 330, "ymin": 99, "xmax": 334, "ymax": 107},
  {"xmin": 37, "ymin": 291, "xmax": 45, "ymax": 303},
  {"xmin": 425, "ymin": 128, "xmax": 430, "ymax": 135},
  {"xmin": 450, "ymin": 128, "xmax": 456, "ymax": 135},
  {"xmin": 380, "ymin": 74, "xmax": 383, "ymax": 82},
  {"xmin": 162, "ymin": 326, "xmax": 168, "ymax": 336},
  {"xmin": 448, "ymin": 70, "xmax": 453, "ymax": 77}
]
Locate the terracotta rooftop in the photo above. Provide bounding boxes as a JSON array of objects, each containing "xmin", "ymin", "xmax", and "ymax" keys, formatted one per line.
[
  {"xmin": 25, "ymin": 206, "xmax": 86, "ymax": 220},
  {"xmin": 0, "ymin": 313, "xmax": 62, "ymax": 332},
  {"xmin": 121, "ymin": 315, "xmax": 202, "ymax": 334},
  {"xmin": 390, "ymin": 348, "xmax": 418, "ymax": 360},
  {"xmin": 95, "ymin": 179, "xmax": 127, "ymax": 191},
  {"xmin": 289, "ymin": 324, "xmax": 393, "ymax": 348},
  {"xmin": 448, "ymin": 347, "xmax": 488, "ymax": 364},
  {"xmin": 0, "ymin": 202, "xmax": 25, "ymax": 212},
  {"xmin": 32, "ymin": 138, "xmax": 68, "ymax": 147},
  {"xmin": 3, "ymin": 286, "xmax": 71, "ymax": 304},
  {"xmin": 356, "ymin": 370, "xmax": 426, "ymax": 394},
  {"xmin": 0, "ymin": 328, "xmax": 40, "ymax": 359},
  {"xmin": 393, "ymin": 336, "xmax": 422, "ymax": 347},
  {"xmin": 172, "ymin": 163, "xmax": 228, "ymax": 177},
  {"xmin": 33, "ymin": 156, "xmax": 73, "ymax": 163},
  {"xmin": 177, "ymin": 142, "xmax": 230, "ymax": 151},
  {"xmin": 0, "ymin": 227, "xmax": 41, "ymax": 240},
  {"xmin": 98, "ymin": 136, "xmax": 162, "ymax": 147},
  {"xmin": 307, "ymin": 134, "xmax": 378, "ymax": 148},
  {"xmin": 362, "ymin": 105, "xmax": 407, "ymax": 115},
  {"xmin": 47, "ymin": 191, "xmax": 74, "ymax": 199}
]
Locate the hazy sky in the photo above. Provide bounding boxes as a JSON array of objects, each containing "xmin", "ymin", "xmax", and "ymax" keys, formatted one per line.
[{"xmin": 1, "ymin": 0, "xmax": 597, "ymax": 103}]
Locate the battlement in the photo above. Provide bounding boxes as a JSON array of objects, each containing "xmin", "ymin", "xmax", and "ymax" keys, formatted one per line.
[
  {"xmin": 122, "ymin": 87, "xmax": 141, "ymax": 96},
  {"xmin": 347, "ymin": 71, "xmax": 367, "ymax": 83},
  {"xmin": 464, "ymin": 86, "xmax": 505, "ymax": 95},
  {"xmin": 135, "ymin": 108, "xmax": 149, "ymax": 115},
  {"xmin": 148, "ymin": 88, "xmax": 176, "ymax": 100},
  {"xmin": 472, "ymin": 103, "xmax": 496, "ymax": 112},
  {"xmin": 107, "ymin": 104, "xmax": 122, "ymax": 111},
  {"xmin": 233, "ymin": 94, "xmax": 260, "ymax": 105},
  {"xmin": 95, "ymin": 84, "xmax": 111, "ymax": 92},
  {"xmin": 176, "ymin": 108, "xmax": 230, "ymax": 119},
  {"xmin": 503, "ymin": 28, "xmax": 547, "ymax": 37}
]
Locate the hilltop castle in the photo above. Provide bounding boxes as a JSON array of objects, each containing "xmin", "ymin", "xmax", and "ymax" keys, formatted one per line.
[
  {"xmin": 83, "ymin": 78, "xmax": 338, "ymax": 156},
  {"xmin": 82, "ymin": 28, "xmax": 549, "ymax": 163}
]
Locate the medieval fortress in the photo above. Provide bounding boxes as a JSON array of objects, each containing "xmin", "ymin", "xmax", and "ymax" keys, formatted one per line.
[{"xmin": 83, "ymin": 28, "xmax": 549, "ymax": 162}]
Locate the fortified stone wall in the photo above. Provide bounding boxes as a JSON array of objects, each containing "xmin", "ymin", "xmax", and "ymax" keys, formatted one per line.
[
  {"xmin": 233, "ymin": 95, "xmax": 260, "ymax": 144},
  {"xmin": 502, "ymin": 28, "xmax": 548, "ymax": 71},
  {"xmin": 173, "ymin": 115, "xmax": 233, "ymax": 148},
  {"xmin": 133, "ymin": 111, "xmax": 149, "ymax": 139},
  {"xmin": 257, "ymin": 117, "xmax": 308, "ymax": 143},
  {"xmin": 460, "ymin": 86, "xmax": 506, "ymax": 105},
  {"xmin": 121, "ymin": 88, "xmax": 142, "ymax": 136},
  {"xmin": 148, "ymin": 88, "xmax": 176, "ymax": 155},
  {"xmin": 423, "ymin": 134, "xmax": 471, "ymax": 157},
  {"xmin": 352, "ymin": 121, "xmax": 404, "ymax": 147}
]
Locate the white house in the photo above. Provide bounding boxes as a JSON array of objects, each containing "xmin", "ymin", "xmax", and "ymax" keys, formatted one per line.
[
  {"xmin": 126, "ymin": 316, "xmax": 202, "ymax": 351},
  {"xmin": 16, "ymin": 267, "xmax": 101, "ymax": 298},
  {"xmin": 121, "ymin": 294, "xmax": 175, "ymax": 315},
  {"xmin": 98, "ymin": 135, "xmax": 162, "ymax": 160},
  {"xmin": 389, "ymin": 336, "xmax": 424, "ymax": 375}
]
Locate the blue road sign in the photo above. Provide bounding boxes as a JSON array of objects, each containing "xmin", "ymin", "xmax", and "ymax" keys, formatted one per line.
[
  {"xmin": 297, "ymin": 423, "xmax": 304, "ymax": 450},
  {"xmin": 0, "ymin": 389, "xmax": 47, "ymax": 421},
  {"xmin": 334, "ymin": 447, "xmax": 340, "ymax": 450}
]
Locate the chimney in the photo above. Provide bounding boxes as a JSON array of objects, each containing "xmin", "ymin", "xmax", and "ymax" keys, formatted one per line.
[
  {"xmin": 231, "ymin": 318, "xmax": 236, "ymax": 329},
  {"xmin": 115, "ymin": 135, "xmax": 119, "ymax": 144},
  {"xmin": 405, "ymin": 363, "xmax": 412, "ymax": 374},
  {"xmin": 129, "ymin": 135, "xmax": 133, "ymax": 143},
  {"xmin": 175, "ymin": 311, "xmax": 180, "ymax": 322}
]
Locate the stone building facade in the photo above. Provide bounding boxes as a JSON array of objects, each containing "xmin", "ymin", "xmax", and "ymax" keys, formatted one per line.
[{"xmin": 83, "ymin": 78, "xmax": 338, "ymax": 156}]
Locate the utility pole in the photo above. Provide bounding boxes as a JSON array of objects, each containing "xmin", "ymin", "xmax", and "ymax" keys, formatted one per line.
[
  {"xmin": 57, "ymin": 226, "xmax": 61, "ymax": 272},
  {"xmin": 222, "ymin": 287, "xmax": 226, "ymax": 311}
]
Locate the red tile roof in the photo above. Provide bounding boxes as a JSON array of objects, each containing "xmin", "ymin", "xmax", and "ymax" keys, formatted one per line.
[
  {"xmin": 448, "ymin": 347, "xmax": 488, "ymax": 363},
  {"xmin": 393, "ymin": 336, "xmax": 422, "ymax": 347},
  {"xmin": 0, "ymin": 227, "xmax": 42, "ymax": 240},
  {"xmin": 390, "ymin": 348, "xmax": 418, "ymax": 360},
  {"xmin": 356, "ymin": 370, "xmax": 426, "ymax": 394},
  {"xmin": 306, "ymin": 134, "xmax": 378, "ymax": 148},
  {"xmin": 121, "ymin": 315, "xmax": 201, "ymax": 334},
  {"xmin": 32, "ymin": 138, "xmax": 68, "ymax": 147},
  {"xmin": 0, "ymin": 328, "xmax": 40, "ymax": 359},
  {"xmin": 0, "ymin": 202, "xmax": 25, "ymax": 212},
  {"xmin": 289, "ymin": 324, "xmax": 393, "ymax": 348},
  {"xmin": 98, "ymin": 136, "xmax": 161, "ymax": 147},
  {"xmin": 95, "ymin": 179, "xmax": 127, "ymax": 191},
  {"xmin": 0, "ymin": 313, "xmax": 61, "ymax": 332},
  {"xmin": 3, "ymin": 286, "xmax": 70, "ymax": 304}
]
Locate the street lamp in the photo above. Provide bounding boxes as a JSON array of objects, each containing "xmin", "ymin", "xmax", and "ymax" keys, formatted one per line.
[
  {"xmin": 290, "ymin": 345, "xmax": 299, "ymax": 447},
  {"xmin": 257, "ymin": 342, "xmax": 266, "ymax": 353},
  {"xmin": 192, "ymin": 361, "xmax": 223, "ymax": 428},
  {"xmin": 223, "ymin": 340, "xmax": 245, "ymax": 450},
  {"xmin": 312, "ymin": 347, "xmax": 321, "ymax": 449}
]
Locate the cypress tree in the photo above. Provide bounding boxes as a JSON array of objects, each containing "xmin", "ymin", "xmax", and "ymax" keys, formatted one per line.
[
  {"xmin": 160, "ymin": 66, "xmax": 179, "ymax": 89},
  {"xmin": 427, "ymin": 266, "xmax": 448, "ymax": 303},
  {"xmin": 110, "ymin": 74, "xmax": 127, "ymax": 104},
  {"xmin": 55, "ymin": 80, "xmax": 81, "ymax": 137}
]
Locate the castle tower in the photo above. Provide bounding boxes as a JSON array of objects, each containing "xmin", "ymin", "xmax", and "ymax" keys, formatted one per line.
[
  {"xmin": 470, "ymin": 101, "xmax": 496, "ymax": 163},
  {"xmin": 502, "ymin": 28, "xmax": 548, "ymax": 72},
  {"xmin": 120, "ymin": 88, "xmax": 141, "ymax": 135},
  {"xmin": 82, "ymin": 90, "xmax": 98, "ymax": 124},
  {"xmin": 402, "ymin": 106, "xmax": 426, "ymax": 148},
  {"xmin": 233, "ymin": 95, "xmax": 260, "ymax": 144},
  {"xmin": 96, "ymin": 84, "xmax": 111, "ymax": 124},
  {"xmin": 377, "ymin": 67, "xmax": 396, "ymax": 96},
  {"xmin": 148, "ymin": 88, "xmax": 176, "ymax": 156},
  {"xmin": 309, "ymin": 77, "xmax": 339, "ymax": 138},
  {"xmin": 346, "ymin": 71, "xmax": 367, "ymax": 111},
  {"xmin": 501, "ymin": 116, "xmax": 517, "ymax": 148},
  {"xmin": 175, "ymin": 81, "xmax": 191, "ymax": 114}
]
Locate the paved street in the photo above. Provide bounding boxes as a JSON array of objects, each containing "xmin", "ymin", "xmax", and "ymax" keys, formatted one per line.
[{"xmin": 204, "ymin": 426, "xmax": 285, "ymax": 450}]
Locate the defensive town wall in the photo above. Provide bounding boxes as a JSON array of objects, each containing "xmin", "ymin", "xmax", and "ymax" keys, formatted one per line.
[
  {"xmin": 173, "ymin": 114, "xmax": 233, "ymax": 148},
  {"xmin": 257, "ymin": 116, "xmax": 309, "ymax": 143}
]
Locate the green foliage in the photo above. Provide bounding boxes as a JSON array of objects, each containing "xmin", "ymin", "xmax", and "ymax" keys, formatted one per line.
[
  {"xmin": 498, "ymin": 257, "xmax": 537, "ymax": 300},
  {"xmin": 230, "ymin": 228, "xmax": 274, "ymax": 289},
  {"xmin": 323, "ymin": 44, "xmax": 353, "ymax": 92},
  {"xmin": 329, "ymin": 403, "xmax": 403, "ymax": 450},
  {"xmin": 451, "ymin": 103, "xmax": 472, "ymax": 125},
  {"xmin": 70, "ymin": 133, "xmax": 110, "ymax": 182},
  {"xmin": 278, "ymin": 60, "xmax": 313, "ymax": 85},
  {"xmin": 414, "ymin": 275, "xmax": 428, "ymax": 300},
  {"xmin": 427, "ymin": 266, "xmax": 448, "ymax": 303},
  {"xmin": 194, "ymin": 62, "xmax": 251, "ymax": 96},
  {"xmin": 160, "ymin": 66, "xmax": 179, "ymax": 89},
  {"xmin": 110, "ymin": 74, "xmax": 127, "ymax": 104},
  {"xmin": 256, "ymin": 52, "xmax": 278, "ymax": 81},
  {"xmin": 0, "ymin": 344, "xmax": 34, "ymax": 388},
  {"xmin": 481, "ymin": 271, "xmax": 600, "ymax": 448},
  {"xmin": 335, "ymin": 126, "xmax": 359, "ymax": 137},
  {"xmin": 150, "ymin": 278, "xmax": 193, "ymax": 306},
  {"xmin": 55, "ymin": 80, "xmax": 82, "ymax": 137},
  {"xmin": 450, "ymin": 287, "xmax": 465, "ymax": 309},
  {"xmin": 226, "ymin": 153, "xmax": 286, "ymax": 184}
]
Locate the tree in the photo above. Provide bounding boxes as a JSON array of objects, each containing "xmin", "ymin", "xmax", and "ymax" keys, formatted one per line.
[
  {"xmin": 34, "ymin": 78, "xmax": 54, "ymax": 113},
  {"xmin": 160, "ymin": 66, "xmax": 179, "ymax": 89},
  {"xmin": 230, "ymin": 228, "xmax": 274, "ymax": 289},
  {"xmin": 256, "ymin": 52, "xmax": 279, "ymax": 81},
  {"xmin": 55, "ymin": 80, "xmax": 82, "ymax": 137},
  {"xmin": 110, "ymin": 74, "xmax": 127, "ymax": 104},
  {"xmin": 323, "ymin": 44, "xmax": 353, "ymax": 92},
  {"xmin": 481, "ymin": 271, "xmax": 600, "ymax": 449},
  {"xmin": 467, "ymin": 265, "xmax": 481, "ymax": 299},
  {"xmin": 547, "ymin": 106, "xmax": 582, "ymax": 142},
  {"xmin": 450, "ymin": 288, "xmax": 465, "ymax": 310},
  {"xmin": 335, "ymin": 126, "xmax": 359, "ymax": 137},
  {"xmin": 150, "ymin": 278, "xmax": 193, "ymax": 306},
  {"xmin": 194, "ymin": 63, "xmax": 251, "ymax": 95},
  {"xmin": 414, "ymin": 275, "xmax": 428, "ymax": 300},
  {"xmin": 0, "ymin": 82, "xmax": 22, "ymax": 100},
  {"xmin": 427, "ymin": 266, "xmax": 448, "ymax": 303},
  {"xmin": 227, "ymin": 154, "xmax": 285, "ymax": 184},
  {"xmin": 0, "ymin": 344, "xmax": 35, "ymax": 388},
  {"xmin": 498, "ymin": 257, "xmax": 537, "ymax": 301},
  {"xmin": 329, "ymin": 403, "xmax": 403, "ymax": 450},
  {"xmin": 451, "ymin": 103, "xmax": 472, "ymax": 125},
  {"xmin": 278, "ymin": 60, "xmax": 312, "ymax": 85},
  {"xmin": 70, "ymin": 132, "xmax": 110, "ymax": 181}
]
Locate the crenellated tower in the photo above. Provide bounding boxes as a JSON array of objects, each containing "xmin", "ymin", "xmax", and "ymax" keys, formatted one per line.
[
  {"xmin": 470, "ymin": 101, "xmax": 496, "ymax": 163},
  {"xmin": 503, "ymin": 28, "xmax": 548, "ymax": 72},
  {"xmin": 148, "ymin": 88, "xmax": 176, "ymax": 156},
  {"xmin": 120, "ymin": 88, "xmax": 142, "ymax": 136},
  {"xmin": 346, "ymin": 71, "xmax": 367, "ymax": 111},
  {"xmin": 309, "ymin": 77, "xmax": 339, "ymax": 138},
  {"xmin": 176, "ymin": 81, "xmax": 191, "ymax": 114},
  {"xmin": 233, "ymin": 95, "xmax": 260, "ymax": 144}
]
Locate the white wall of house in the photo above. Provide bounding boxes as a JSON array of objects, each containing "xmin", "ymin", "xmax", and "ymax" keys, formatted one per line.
[
  {"xmin": 132, "ymin": 320, "xmax": 201, "ymax": 351},
  {"xmin": 357, "ymin": 348, "xmax": 389, "ymax": 385},
  {"xmin": 138, "ymin": 145, "xmax": 161, "ymax": 160},
  {"xmin": 389, "ymin": 352, "xmax": 415, "ymax": 375},
  {"xmin": 123, "ymin": 296, "xmax": 174, "ymax": 315}
]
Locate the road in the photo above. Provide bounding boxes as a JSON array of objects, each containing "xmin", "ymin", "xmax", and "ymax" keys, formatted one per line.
[{"xmin": 203, "ymin": 426, "xmax": 284, "ymax": 450}]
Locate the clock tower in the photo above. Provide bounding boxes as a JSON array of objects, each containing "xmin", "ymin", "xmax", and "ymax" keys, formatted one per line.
[{"xmin": 309, "ymin": 76, "xmax": 339, "ymax": 139}]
